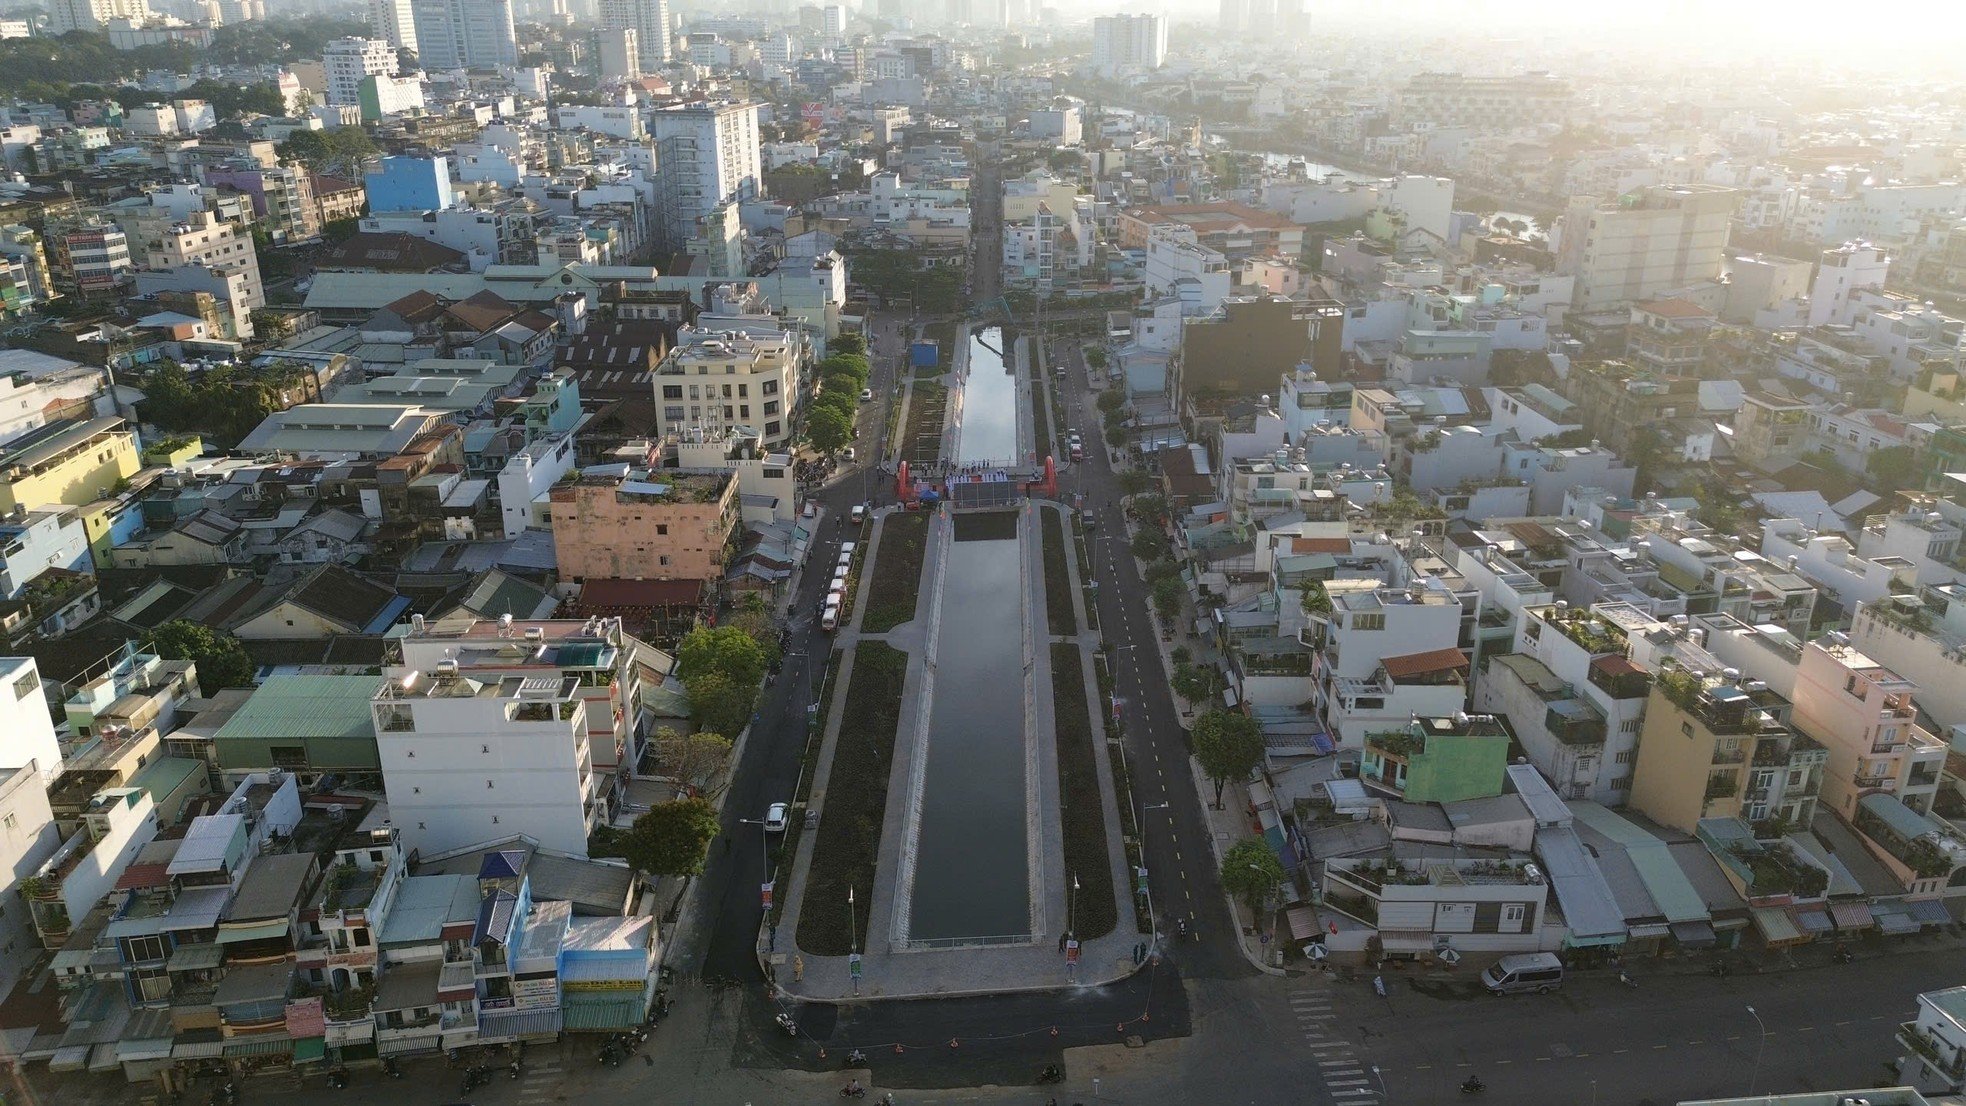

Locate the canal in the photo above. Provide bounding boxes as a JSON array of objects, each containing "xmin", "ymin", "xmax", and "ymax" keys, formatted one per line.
[
  {"xmin": 955, "ymin": 325, "xmax": 1019, "ymax": 465},
  {"xmin": 907, "ymin": 512, "xmax": 1030, "ymax": 941}
]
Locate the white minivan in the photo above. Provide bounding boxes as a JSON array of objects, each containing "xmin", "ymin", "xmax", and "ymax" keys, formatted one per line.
[{"xmin": 1481, "ymin": 952, "xmax": 1564, "ymax": 995}]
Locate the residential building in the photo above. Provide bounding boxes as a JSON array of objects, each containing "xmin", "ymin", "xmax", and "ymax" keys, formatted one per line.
[
  {"xmin": 373, "ymin": 667, "xmax": 598, "ymax": 858},
  {"xmin": 1896, "ymin": 986, "xmax": 1966, "ymax": 1097},
  {"xmin": 596, "ymin": 28, "xmax": 640, "ymax": 80},
  {"xmin": 1308, "ymin": 580, "xmax": 1467, "ymax": 746},
  {"xmin": 1557, "ymin": 186, "xmax": 1738, "ymax": 311},
  {"xmin": 1731, "ymin": 390, "xmax": 1814, "ymax": 470},
  {"xmin": 1089, "ymin": 13, "xmax": 1165, "ymax": 76},
  {"xmin": 1178, "ymin": 294, "xmax": 1346, "ymax": 402},
  {"xmin": 0, "ymin": 762, "xmax": 59, "ymax": 1000},
  {"xmin": 396, "ymin": 614, "xmax": 672, "ymax": 817},
  {"xmin": 597, "ymin": 0, "xmax": 669, "ymax": 71},
  {"xmin": 1628, "ymin": 667, "xmax": 1826, "ymax": 836},
  {"xmin": 548, "ymin": 468, "xmax": 739, "ymax": 586},
  {"xmin": 60, "ymin": 646, "xmax": 197, "ymax": 745},
  {"xmin": 648, "ymin": 102, "xmax": 762, "ymax": 253},
  {"xmin": 0, "ymin": 508, "xmax": 91, "ymax": 599},
  {"xmin": 48, "ymin": 222, "xmax": 131, "ymax": 295},
  {"xmin": 211, "ymin": 674, "xmax": 386, "ymax": 788},
  {"xmin": 1808, "ymin": 241, "xmax": 1891, "ymax": 328},
  {"xmin": 1116, "ymin": 202, "xmax": 1306, "ymax": 260},
  {"xmin": 1478, "ymin": 603, "xmax": 1654, "ymax": 804},
  {"xmin": 0, "ymin": 417, "xmax": 140, "ymax": 515},
  {"xmin": 1789, "ymin": 638, "xmax": 1948, "ymax": 823},
  {"xmin": 134, "ymin": 210, "xmax": 264, "ymax": 311},
  {"xmin": 325, "ymin": 38, "xmax": 399, "ymax": 107},
  {"xmin": 653, "ymin": 326, "xmax": 806, "ymax": 449},
  {"xmin": 1321, "ymin": 850, "xmax": 1551, "ymax": 958},
  {"xmin": 365, "ymin": 156, "xmax": 456, "ymax": 214},
  {"xmin": 368, "ymin": 0, "xmax": 417, "ymax": 51},
  {"xmin": 409, "ymin": 0, "xmax": 516, "ymax": 69},
  {"xmin": 23, "ymin": 785, "xmax": 158, "ymax": 949},
  {"xmin": 1392, "ymin": 72, "xmax": 1572, "ymax": 131},
  {"xmin": 1358, "ymin": 714, "xmax": 1512, "ymax": 804},
  {"xmin": 1627, "ymin": 299, "xmax": 1717, "ymax": 377},
  {"xmin": 47, "ymin": 0, "xmax": 150, "ymax": 34}
]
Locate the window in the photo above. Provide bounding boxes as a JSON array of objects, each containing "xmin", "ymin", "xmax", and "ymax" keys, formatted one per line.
[
  {"xmin": 656, "ymin": 524, "xmax": 668, "ymax": 535},
  {"xmin": 12, "ymin": 672, "xmax": 33, "ymax": 700},
  {"xmin": 662, "ymin": 385, "xmax": 683, "ymax": 399},
  {"xmin": 1351, "ymin": 613, "xmax": 1384, "ymax": 631},
  {"xmin": 486, "ymin": 780, "xmax": 495, "ymax": 788},
  {"xmin": 659, "ymin": 555, "xmax": 671, "ymax": 566},
  {"xmin": 2, "ymin": 813, "xmax": 14, "ymax": 830},
  {"xmin": 1615, "ymin": 750, "xmax": 1635, "ymax": 764},
  {"xmin": 1682, "ymin": 721, "xmax": 1695, "ymax": 737}
]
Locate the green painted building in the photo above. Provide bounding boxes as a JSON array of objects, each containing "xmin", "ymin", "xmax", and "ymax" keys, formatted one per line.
[
  {"xmin": 1361, "ymin": 715, "xmax": 1513, "ymax": 804},
  {"xmin": 214, "ymin": 674, "xmax": 386, "ymax": 783}
]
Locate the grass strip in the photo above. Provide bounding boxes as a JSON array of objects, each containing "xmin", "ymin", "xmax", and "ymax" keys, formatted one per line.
[
  {"xmin": 1053, "ymin": 642, "xmax": 1116, "ymax": 940},
  {"xmin": 796, "ymin": 641, "xmax": 908, "ymax": 955},
  {"xmin": 861, "ymin": 512, "xmax": 929, "ymax": 633},
  {"xmin": 1041, "ymin": 507, "xmax": 1075, "ymax": 636}
]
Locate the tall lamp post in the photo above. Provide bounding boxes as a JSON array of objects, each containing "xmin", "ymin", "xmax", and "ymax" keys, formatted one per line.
[
  {"xmin": 1746, "ymin": 1005, "xmax": 1768, "ymax": 1095},
  {"xmin": 847, "ymin": 886, "xmax": 858, "ymax": 997},
  {"xmin": 1142, "ymin": 801, "xmax": 1168, "ymax": 940}
]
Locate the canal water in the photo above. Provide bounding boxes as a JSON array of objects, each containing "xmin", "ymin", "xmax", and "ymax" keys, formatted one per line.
[
  {"xmin": 907, "ymin": 512, "xmax": 1030, "ymax": 941},
  {"xmin": 955, "ymin": 326, "xmax": 1019, "ymax": 465}
]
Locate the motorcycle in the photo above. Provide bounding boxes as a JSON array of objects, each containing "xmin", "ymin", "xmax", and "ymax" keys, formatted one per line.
[
  {"xmin": 845, "ymin": 1049, "xmax": 867, "ymax": 1067},
  {"xmin": 327, "ymin": 1069, "xmax": 349, "ymax": 1090},
  {"xmin": 1832, "ymin": 945, "xmax": 1855, "ymax": 964},
  {"xmin": 382, "ymin": 1058, "xmax": 403, "ymax": 1080},
  {"xmin": 840, "ymin": 1083, "xmax": 867, "ymax": 1099},
  {"xmin": 1617, "ymin": 970, "xmax": 1638, "ymax": 989},
  {"xmin": 1037, "ymin": 1064, "xmax": 1064, "ymax": 1085},
  {"xmin": 1710, "ymin": 960, "xmax": 1732, "ymax": 978},
  {"xmin": 509, "ymin": 1061, "xmax": 522, "ymax": 1080},
  {"xmin": 774, "ymin": 1012, "xmax": 798, "ymax": 1037},
  {"xmin": 1460, "ymin": 1077, "xmax": 1485, "ymax": 1095}
]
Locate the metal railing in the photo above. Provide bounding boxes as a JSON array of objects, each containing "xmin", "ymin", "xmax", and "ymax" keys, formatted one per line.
[{"xmin": 897, "ymin": 933, "xmax": 1033, "ymax": 951}]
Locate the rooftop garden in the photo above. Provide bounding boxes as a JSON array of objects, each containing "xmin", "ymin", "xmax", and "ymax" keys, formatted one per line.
[
  {"xmin": 1365, "ymin": 729, "xmax": 1423, "ymax": 759},
  {"xmin": 1724, "ymin": 841, "xmax": 1828, "ymax": 898},
  {"xmin": 1546, "ymin": 607, "xmax": 1625, "ymax": 655}
]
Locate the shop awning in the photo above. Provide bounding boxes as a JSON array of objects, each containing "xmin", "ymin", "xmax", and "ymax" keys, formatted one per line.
[
  {"xmin": 377, "ymin": 1034, "xmax": 442, "ymax": 1056},
  {"xmin": 168, "ymin": 942, "xmax": 226, "ymax": 972},
  {"xmin": 478, "ymin": 1009, "xmax": 562, "ymax": 1040},
  {"xmin": 1909, "ymin": 898, "xmax": 1954, "ymax": 927},
  {"xmin": 117, "ymin": 1038, "xmax": 175, "ymax": 1063},
  {"xmin": 173, "ymin": 1038, "xmax": 225, "ymax": 1060},
  {"xmin": 217, "ymin": 920, "xmax": 292, "ymax": 945},
  {"xmin": 1791, "ymin": 907, "xmax": 1832, "ymax": 936},
  {"xmin": 223, "ymin": 1035, "xmax": 292, "ymax": 1058},
  {"xmin": 1378, "ymin": 931, "xmax": 1436, "ymax": 954},
  {"xmin": 48, "ymin": 1045, "xmax": 91, "ymax": 1072},
  {"xmin": 1872, "ymin": 904, "xmax": 1920, "ymax": 935},
  {"xmin": 1830, "ymin": 902, "xmax": 1874, "ymax": 931},
  {"xmin": 1627, "ymin": 923, "xmax": 1672, "ymax": 940},
  {"xmin": 562, "ymin": 995, "xmax": 644, "ymax": 1032},
  {"xmin": 1669, "ymin": 920, "xmax": 1716, "ymax": 948},
  {"xmin": 1751, "ymin": 906, "xmax": 1801, "ymax": 946},
  {"xmin": 1286, "ymin": 906, "xmax": 1320, "ymax": 941},
  {"xmin": 292, "ymin": 1037, "xmax": 325, "ymax": 1064}
]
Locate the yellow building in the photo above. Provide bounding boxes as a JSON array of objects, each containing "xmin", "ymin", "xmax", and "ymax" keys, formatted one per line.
[
  {"xmin": 0, "ymin": 416, "xmax": 141, "ymax": 514},
  {"xmin": 1628, "ymin": 667, "xmax": 1827, "ymax": 836}
]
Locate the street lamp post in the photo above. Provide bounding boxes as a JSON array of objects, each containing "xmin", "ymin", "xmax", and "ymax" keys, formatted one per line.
[
  {"xmin": 848, "ymin": 886, "xmax": 858, "ymax": 997},
  {"xmin": 1142, "ymin": 801, "xmax": 1168, "ymax": 941},
  {"xmin": 1746, "ymin": 1005, "xmax": 1767, "ymax": 1095}
]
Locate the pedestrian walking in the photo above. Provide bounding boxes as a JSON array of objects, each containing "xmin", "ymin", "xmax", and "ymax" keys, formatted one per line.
[{"xmin": 793, "ymin": 955, "xmax": 804, "ymax": 983}]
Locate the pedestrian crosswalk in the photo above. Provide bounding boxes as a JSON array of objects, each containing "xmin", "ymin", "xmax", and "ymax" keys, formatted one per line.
[
  {"xmin": 1290, "ymin": 991, "xmax": 1380, "ymax": 1103},
  {"xmin": 515, "ymin": 1059, "xmax": 565, "ymax": 1105}
]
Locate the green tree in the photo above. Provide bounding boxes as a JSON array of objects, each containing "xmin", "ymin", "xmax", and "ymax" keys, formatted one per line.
[
  {"xmin": 618, "ymin": 797, "xmax": 722, "ymax": 880},
  {"xmin": 1096, "ymin": 390, "xmax": 1126, "ymax": 414},
  {"xmin": 1129, "ymin": 493, "xmax": 1168, "ymax": 526},
  {"xmin": 150, "ymin": 620, "xmax": 254, "ymax": 696},
  {"xmin": 1151, "ymin": 573, "xmax": 1185, "ymax": 621},
  {"xmin": 813, "ymin": 388, "xmax": 858, "ymax": 421},
  {"xmin": 651, "ymin": 727, "xmax": 733, "ymax": 798},
  {"xmin": 1105, "ymin": 425, "xmax": 1128, "ymax": 448},
  {"xmin": 818, "ymin": 353, "xmax": 870, "ymax": 387},
  {"xmin": 684, "ymin": 671, "xmax": 754, "ymax": 738},
  {"xmin": 806, "ymin": 406, "xmax": 853, "ymax": 453},
  {"xmin": 1085, "ymin": 347, "xmax": 1108, "ymax": 369},
  {"xmin": 1220, "ymin": 837, "xmax": 1285, "ymax": 921},
  {"xmin": 831, "ymin": 334, "xmax": 867, "ymax": 356},
  {"xmin": 1118, "ymin": 468, "xmax": 1154, "ymax": 496},
  {"xmin": 1192, "ymin": 709, "xmax": 1264, "ymax": 807},
  {"xmin": 1868, "ymin": 445, "xmax": 1923, "ymax": 491},
  {"xmin": 677, "ymin": 624, "xmax": 771, "ymax": 688},
  {"xmin": 1130, "ymin": 530, "xmax": 1170, "ymax": 561},
  {"xmin": 1171, "ymin": 663, "xmax": 1218, "ymax": 710}
]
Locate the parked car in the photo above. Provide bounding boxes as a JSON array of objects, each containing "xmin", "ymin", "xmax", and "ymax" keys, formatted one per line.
[
  {"xmin": 860, "ymin": 388, "xmax": 874, "ymax": 402},
  {"xmin": 851, "ymin": 504, "xmax": 868, "ymax": 524},
  {"xmin": 763, "ymin": 803, "xmax": 789, "ymax": 833}
]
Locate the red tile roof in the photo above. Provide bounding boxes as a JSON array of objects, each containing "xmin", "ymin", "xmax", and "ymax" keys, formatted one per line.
[{"xmin": 1381, "ymin": 647, "xmax": 1469, "ymax": 679}]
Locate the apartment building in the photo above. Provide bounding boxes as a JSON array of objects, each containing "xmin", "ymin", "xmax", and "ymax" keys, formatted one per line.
[
  {"xmin": 549, "ymin": 468, "xmax": 739, "ymax": 586},
  {"xmin": 1309, "ymin": 580, "xmax": 1467, "ymax": 747},
  {"xmin": 0, "ymin": 416, "xmax": 140, "ymax": 515},
  {"xmin": 1789, "ymin": 637, "xmax": 1948, "ymax": 821},
  {"xmin": 325, "ymin": 38, "xmax": 399, "ymax": 107},
  {"xmin": 1321, "ymin": 852, "xmax": 1551, "ymax": 958},
  {"xmin": 373, "ymin": 669, "xmax": 597, "ymax": 859},
  {"xmin": 396, "ymin": 614, "xmax": 671, "ymax": 816},
  {"xmin": 132, "ymin": 210, "xmax": 264, "ymax": 311},
  {"xmin": 1557, "ymin": 185, "xmax": 1738, "ymax": 312},
  {"xmin": 1628, "ymin": 667, "xmax": 1826, "ymax": 836},
  {"xmin": 48, "ymin": 222, "xmax": 131, "ymax": 294},
  {"xmin": 24, "ymin": 786, "xmax": 159, "ymax": 950},
  {"xmin": 1896, "ymin": 986, "xmax": 1966, "ymax": 1096},
  {"xmin": 1848, "ymin": 587, "xmax": 1966, "ymax": 736},
  {"xmin": 1478, "ymin": 603, "xmax": 1655, "ymax": 804},
  {"xmin": 653, "ymin": 327, "xmax": 805, "ymax": 449},
  {"xmin": 0, "ymin": 762, "xmax": 58, "ymax": 1000},
  {"xmin": 598, "ymin": 0, "xmax": 670, "ymax": 70},
  {"xmin": 1358, "ymin": 713, "xmax": 1512, "ymax": 805},
  {"xmin": 1089, "ymin": 13, "xmax": 1165, "ymax": 76},
  {"xmin": 1392, "ymin": 72, "xmax": 1573, "ymax": 131},
  {"xmin": 648, "ymin": 102, "xmax": 762, "ymax": 253},
  {"xmin": 409, "ymin": 0, "xmax": 516, "ymax": 69}
]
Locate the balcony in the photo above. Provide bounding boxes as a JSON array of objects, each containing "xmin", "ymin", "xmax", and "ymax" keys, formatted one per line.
[
  {"xmin": 1898, "ymin": 1022, "xmax": 1966, "ymax": 1080},
  {"xmin": 1908, "ymin": 768, "xmax": 1941, "ymax": 789},
  {"xmin": 1704, "ymin": 775, "xmax": 1740, "ymax": 801},
  {"xmin": 1854, "ymin": 774, "xmax": 1896, "ymax": 790}
]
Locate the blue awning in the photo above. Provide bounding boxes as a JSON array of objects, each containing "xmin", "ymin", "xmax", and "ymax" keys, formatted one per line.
[
  {"xmin": 1908, "ymin": 898, "xmax": 1953, "ymax": 926},
  {"xmin": 1310, "ymin": 732, "xmax": 1334, "ymax": 755}
]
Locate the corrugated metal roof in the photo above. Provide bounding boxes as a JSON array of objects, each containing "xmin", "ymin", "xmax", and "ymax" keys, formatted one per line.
[
  {"xmin": 1568, "ymin": 802, "xmax": 1711, "ymax": 924},
  {"xmin": 215, "ymin": 675, "xmax": 384, "ymax": 741},
  {"xmin": 1533, "ymin": 826, "xmax": 1626, "ymax": 943}
]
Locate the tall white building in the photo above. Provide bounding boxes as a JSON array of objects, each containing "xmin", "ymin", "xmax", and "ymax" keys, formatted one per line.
[
  {"xmin": 1090, "ymin": 13, "xmax": 1165, "ymax": 77},
  {"xmin": 597, "ymin": 0, "xmax": 670, "ymax": 72},
  {"xmin": 324, "ymin": 38, "xmax": 400, "ymax": 107},
  {"xmin": 649, "ymin": 101, "xmax": 763, "ymax": 251},
  {"xmin": 47, "ymin": 0, "xmax": 150, "ymax": 33},
  {"xmin": 596, "ymin": 27, "xmax": 641, "ymax": 79},
  {"xmin": 368, "ymin": 0, "xmax": 418, "ymax": 53},
  {"xmin": 1557, "ymin": 185, "xmax": 1738, "ymax": 311},
  {"xmin": 410, "ymin": 0, "xmax": 516, "ymax": 70},
  {"xmin": 0, "ymin": 763, "xmax": 59, "ymax": 1003},
  {"xmin": 373, "ymin": 669, "xmax": 598, "ymax": 859}
]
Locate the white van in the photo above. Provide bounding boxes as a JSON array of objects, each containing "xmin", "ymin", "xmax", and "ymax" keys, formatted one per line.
[
  {"xmin": 839, "ymin": 541, "xmax": 857, "ymax": 557},
  {"xmin": 821, "ymin": 608, "xmax": 839, "ymax": 632},
  {"xmin": 1481, "ymin": 952, "xmax": 1564, "ymax": 995}
]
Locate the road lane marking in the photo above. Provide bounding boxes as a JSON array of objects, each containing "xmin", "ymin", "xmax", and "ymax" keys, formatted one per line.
[
  {"xmin": 1493, "ymin": 1060, "xmax": 1511, "ymax": 1066},
  {"xmin": 1653, "ymin": 1044, "xmax": 1669, "ymax": 1050}
]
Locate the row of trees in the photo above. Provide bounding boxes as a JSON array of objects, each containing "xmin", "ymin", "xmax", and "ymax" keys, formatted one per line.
[
  {"xmin": 0, "ymin": 19, "xmax": 369, "ymax": 100},
  {"xmin": 805, "ymin": 342, "xmax": 872, "ymax": 454}
]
